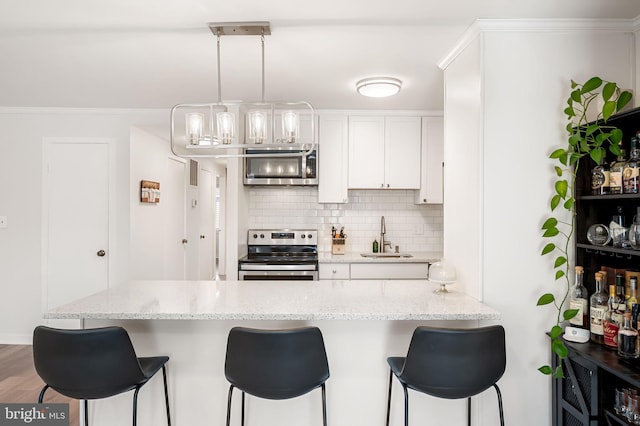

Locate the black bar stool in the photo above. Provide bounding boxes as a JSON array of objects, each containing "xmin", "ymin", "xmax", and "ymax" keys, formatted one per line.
[
  {"xmin": 224, "ymin": 326, "xmax": 330, "ymax": 426},
  {"xmin": 33, "ymin": 325, "xmax": 171, "ymax": 426},
  {"xmin": 385, "ymin": 325, "xmax": 506, "ymax": 426}
]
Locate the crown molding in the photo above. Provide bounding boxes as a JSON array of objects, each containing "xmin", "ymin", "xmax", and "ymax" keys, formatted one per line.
[
  {"xmin": 439, "ymin": 18, "xmax": 636, "ymax": 70},
  {"xmin": 0, "ymin": 106, "xmax": 168, "ymax": 115}
]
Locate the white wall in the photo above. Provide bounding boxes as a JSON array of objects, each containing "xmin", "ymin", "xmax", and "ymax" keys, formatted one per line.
[
  {"xmin": 0, "ymin": 108, "xmax": 166, "ymax": 343},
  {"xmin": 248, "ymin": 188, "xmax": 443, "ymax": 253},
  {"xmin": 441, "ymin": 20, "xmax": 636, "ymax": 426}
]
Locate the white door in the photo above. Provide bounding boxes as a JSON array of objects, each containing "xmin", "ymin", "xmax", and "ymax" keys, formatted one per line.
[
  {"xmin": 164, "ymin": 157, "xmax": 187, "ymax": 279},
  {"xmin": 199, "ymin": 168, "xmax": 215, "ymax": 280},
  {"xmin": 385, "ymin": 116, "xmax": 421, "ymax": 189},
  {"xmin": 348, "ymin": 116, "xmax": 385, "ymax": 189},
  {"xmin": 43, "ymin": 139, "xmax": 110, "ymax": 315}
]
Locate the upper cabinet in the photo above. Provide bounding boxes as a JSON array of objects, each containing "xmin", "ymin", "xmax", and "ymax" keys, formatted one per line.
[
  {"xmin": 318, "ymin": 114, "xmax": 349, "ymax": 203},
  {"xmin": 348, "ymin": 116, "xmax": 421, "ymax": 189},
  {"xmin": 415, "ymin": 116, "xmax": 444, "ymax": 204}
]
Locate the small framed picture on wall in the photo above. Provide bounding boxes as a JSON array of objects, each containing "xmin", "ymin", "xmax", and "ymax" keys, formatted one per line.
[{"xmin": 140, "ymin": 180, "xmax": 160, "ymax": 203}]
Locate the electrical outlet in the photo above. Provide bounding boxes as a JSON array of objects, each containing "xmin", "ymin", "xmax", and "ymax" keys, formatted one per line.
[{"xmin": 0, "ymin": 216, "xmax": 7, "ymax": 228}]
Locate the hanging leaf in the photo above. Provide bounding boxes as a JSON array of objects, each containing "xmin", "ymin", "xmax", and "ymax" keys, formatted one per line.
[
  {"xmin": 590, "ymin": 147, "xmax": 605, "ymax": 165},
  {"xmin": 550, "ymin": 325, "xmax": 564, "ymax": 339},
  {"xmin": 555, "ymin": 180, "xmax": 568, "ymax": 198},
  {"xmin": 541, "ymin": 243, "xmax": 555, "ymax": 255},
  {"xmin": 581, "ymin": 76, "xmax": 603, "ymax": 93},
  {"xmin": 611, "ymin": 128, "xmax": 623, "ymax": 144},
  {"xmin": 543, "ymin": 227, "xmax": 560, "ymax": 238},
  {"xmin": 571, "ymin": 89, "xmax": 582, "ymax": 102},
  {"xmin": 618, "ymin": 91, "xmax": 633, "ymax": 111},
  {"xmin": 550, "ymin": 148, "xmax": 566, "ymax": 159},
  {"xmin": 552, "ymin": 365, "xmax": 565, "ymax": 379},
  {"xmin": 603, "ymin": 100, "xmax": 617, "ymax": 121},
  {"xmin": 602, "ymin": 82, "xmax": 616, "ymax": 102},
  {"xmin": 538, "ymin": 365, "xmax": 553, "ymax": 375},
  {"xmin": 542, "ymin": 218, "xmax": 558, "ymax": 229},
  {"xmin": 555, "ymin": 166, "xmax": 563, "ymax": 177},
  {"xmin": 564, "ymin": 198, "xmax": 574, "ymax": 210},
  {"xmin": 556, "ymin": 270, "xmax": 565, "ymax": 280},
  {"xmin": 552, "ymin": 339, "xmax": 569, "ymax": 358},
  {"xmin": 537, "ymin": 293, "xmax": 555, "ymax": 306},
  {"xmin": 563, "ymin": 309, "xmax": 579, "ymax": 321},
  {"xmin": 550, "ymin": 194, "xmax": 561, "ymax": 211},
  {"xmin": 554, "ymin": 256, "xmax": 567, "ymax": 268}
]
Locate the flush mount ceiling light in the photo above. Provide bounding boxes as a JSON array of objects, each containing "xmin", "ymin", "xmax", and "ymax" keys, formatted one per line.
[
  {"xmin": 170, "ymin": 22, "xmax": 315, "ymax": 159},
  {"xmin": 356, "ymin": 77, "xmax": 402, "ymax": 98}
]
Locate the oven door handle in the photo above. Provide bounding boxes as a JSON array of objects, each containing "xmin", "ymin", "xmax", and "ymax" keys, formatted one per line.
[{"xmin": 239, "ymin": 264, "xmax": 317, "ymax": 271}]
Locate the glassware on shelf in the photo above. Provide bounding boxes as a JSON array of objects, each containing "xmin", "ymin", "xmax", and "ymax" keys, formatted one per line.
[
  {"xmin": 587, "ymin": 224, "xmax": 611, "ymax": 246},
  {"xmin": 610, "ymin": 206, "xmax": 629, "ymax": 248},
  {"xmin": 629, "ymin": 207, "xmax": 640, "ymax": 250}
]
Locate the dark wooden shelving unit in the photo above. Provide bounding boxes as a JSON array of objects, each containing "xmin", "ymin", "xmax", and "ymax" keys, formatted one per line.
[{"xmin": 553, "ymin": 106, "xmax": 640, "ymax": 426}]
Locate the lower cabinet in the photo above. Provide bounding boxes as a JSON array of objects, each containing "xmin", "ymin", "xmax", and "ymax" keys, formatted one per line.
[
  {"xmin": 553, "ymin": 338, "xmax": 640, "ymax": 426},
  {"xmin": 319, "ymin": 263, "xmax": 350, "ymax": 280},
  {"xmin": 319, "ymin": 262, "xmax": 429, "ymax": 280}
]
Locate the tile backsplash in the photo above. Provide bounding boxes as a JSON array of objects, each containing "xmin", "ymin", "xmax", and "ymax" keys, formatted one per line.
[{"xmin": 248, "ymin": 187, "xmax": 443, "ymax": 253}]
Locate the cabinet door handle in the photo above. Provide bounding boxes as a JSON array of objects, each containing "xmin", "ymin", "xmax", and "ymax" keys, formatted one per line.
[
  {"xmin": 332, "ymin": 269, "xmax": 337, "ymax": 274},
  {"xmin": 387, "ymin": 184, "xmax": 390, "ymax": 188}
]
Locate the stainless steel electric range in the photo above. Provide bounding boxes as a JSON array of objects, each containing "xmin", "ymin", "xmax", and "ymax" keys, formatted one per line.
[{"xmin": 238, "ymin": 229, "xmax": 319, "ymax": 280}]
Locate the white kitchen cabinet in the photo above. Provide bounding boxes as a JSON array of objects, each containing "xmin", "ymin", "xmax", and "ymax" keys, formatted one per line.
[
  {"xmin": 350, "ymin": 263, "xmax": 429, "ymax": 279},
  {"xmin": 348, "ymin": 116, "xmax": 421, "ymax": 189},
  {"xmin": 318, "ymin": 114, "xmax": 349, "ymax": 203},
  {"xmin": 319, "ymin": 263, "xmax": 350, "ymax": 279},
  {"xmin": 415, "ymin": 116, "xmax": 444, "ymax": 204}
]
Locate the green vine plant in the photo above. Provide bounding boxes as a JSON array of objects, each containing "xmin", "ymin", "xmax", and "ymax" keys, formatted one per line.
[{"xmin": 537, "ymin": 77, "xmax": 633, "ymax": 378}]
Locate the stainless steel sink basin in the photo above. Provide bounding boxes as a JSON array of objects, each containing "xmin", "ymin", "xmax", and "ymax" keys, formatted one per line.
[{"xmin": 360, "ymin": 253, "xmax": 413, "ymax": 258}]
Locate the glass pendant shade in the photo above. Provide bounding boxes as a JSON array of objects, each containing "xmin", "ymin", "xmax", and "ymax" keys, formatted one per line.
[
  {"xmin": 429, "ymin": 259, "xmax": 457, "ymax": 294},
  {"xmin": 282, "ymin": 111, "xmax": 299, "ymax": 143},
  {"xmin": 217, "ymin": 112, "xmax": 235, "ymax": 144},
  {"xmin": 248, "ymin": 111, "xmax": 267, "ymax": 144},
  {"xmin": 186, "ymin": 112, "xmax": 204, "ymax": 145}
]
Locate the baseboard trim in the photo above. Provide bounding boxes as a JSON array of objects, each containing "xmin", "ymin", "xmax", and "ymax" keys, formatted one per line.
[{"xmin": 0, "ymin": 334, "xmax": 32, "ymax": 345}]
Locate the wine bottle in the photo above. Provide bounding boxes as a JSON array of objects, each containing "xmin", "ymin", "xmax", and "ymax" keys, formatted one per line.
[
  {"xmin": 590, "ymin": 271, "xmax": 609, "ymax": 344},
  {"xmin": 568, "ymin": 266, "xmax": 588, "ymax": 328}
]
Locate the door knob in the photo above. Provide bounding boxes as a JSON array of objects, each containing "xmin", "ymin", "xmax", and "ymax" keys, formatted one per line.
[
  {"xmin": 182, "ymin": 239, "xmax": 188, "ymax": 244},
  {"xmin": 96, "ymin": 250, "xmax": 106, "ymax": 257},
  {"xmin": 200, "ymin": 235, "xmax": 205, "ymax": 239}
]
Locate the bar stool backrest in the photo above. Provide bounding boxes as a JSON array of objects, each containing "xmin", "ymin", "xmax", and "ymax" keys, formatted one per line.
[
  {"xmin": 399, "ymin": 325, "xmax": 506, "ymax": 399},
  {"xmin": 224, "ymin": 326, "xmax": 330, "ymax": 400},
  {"xmin": 33, "ymin": 326, "xmax": 147, "ymax": 399}
]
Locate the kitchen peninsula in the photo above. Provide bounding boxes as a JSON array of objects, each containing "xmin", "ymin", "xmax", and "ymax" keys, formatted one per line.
[{"xmin": 45, "ymin": 280, "xmax": 499, "ymax": 426}]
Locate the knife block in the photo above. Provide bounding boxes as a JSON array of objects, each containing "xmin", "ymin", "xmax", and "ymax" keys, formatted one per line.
[{"xmin": 332, "ymin": 238, "xmax": 345, "ymax": 255}]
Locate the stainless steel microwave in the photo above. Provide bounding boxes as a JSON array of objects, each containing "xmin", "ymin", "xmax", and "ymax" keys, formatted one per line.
[{"xmin": 244, "ymin": 148, "xmax": 318, "ymax": 186}]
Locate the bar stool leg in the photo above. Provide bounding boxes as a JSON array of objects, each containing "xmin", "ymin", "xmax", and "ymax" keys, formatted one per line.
[
  {"xmin": 84, "ymin": 400, "xmax": 89, "ymax": 426},
  {"xmin": 321, "ymin": 383, "xmax": 327, "ymax": 426},
  {"xmin": 493, "ymin": 384, "xmax": 505, "ymax": 426},
  {"xmin": 162, "ymin": 365, "xmax": 171, "ymax": 426},
  {"xmin": 385, "ymin": 369, "xmax": 393, "ymax": 426},
  {"xmin": 226, "ymin": 385, "xmax": 235, "ymax": 426},
  {"xmin": 132, "ymin": 386, "xmax": 141, "ymax": 426},
  {"xmin": 402, "ymin": 384, "xmax": 409, "ymax": 426},
  {"xmin": 467, "ymin": 397, "xmax": 471, "ymax": 426},
  {"xmin": 241, "ymin": 391, "xmax": 246, "ymax": 426}
]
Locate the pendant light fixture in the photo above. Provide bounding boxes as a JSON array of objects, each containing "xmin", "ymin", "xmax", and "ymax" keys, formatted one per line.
[
  {"xmin": 356, "ymin": 77, "xmax": 402, "ymax": 98},
  {"xmin": 170, "ymin": 22, "xmax": 315, "ymax": 159}
]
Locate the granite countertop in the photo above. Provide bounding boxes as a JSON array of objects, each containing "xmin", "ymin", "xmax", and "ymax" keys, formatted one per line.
[
  {"xmin": 318, "ymin": 251, "xmax": 442, "ymax": 263},
  {"xmin": 45, "ymin": 279, "xmax": 499, "ymax": 321}
]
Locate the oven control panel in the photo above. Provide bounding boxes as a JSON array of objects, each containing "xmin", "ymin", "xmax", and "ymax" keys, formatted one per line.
[{"xmin": 248, "ymin": 229, "xmax": 317, "ymax": 246}]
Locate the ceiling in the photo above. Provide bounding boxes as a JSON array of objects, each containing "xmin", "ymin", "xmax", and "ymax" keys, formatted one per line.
[{"xmin": 1, "ymin": 0, "xmax": 640, "ymax": 111}]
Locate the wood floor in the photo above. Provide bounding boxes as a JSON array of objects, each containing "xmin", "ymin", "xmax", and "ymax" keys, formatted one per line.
[{"xmin": 0, "ymin": 344, "xmax": 79, "ymax": 425}]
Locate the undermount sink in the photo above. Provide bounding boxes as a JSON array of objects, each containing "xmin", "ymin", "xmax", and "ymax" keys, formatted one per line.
[{"xmin": 360, "ymin": 253, "xmax": 413, "ymax": 258}]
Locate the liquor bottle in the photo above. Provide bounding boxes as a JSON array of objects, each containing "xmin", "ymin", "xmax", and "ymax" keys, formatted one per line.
[
  {"xmin": 604, "ymin": 284, "xmax": 622, "ymax": 349},
  {"xmin": 569, "ymin": 266, "xmax": 589, "ymax": 328},
  {"xmin": 623, "ymin": 136, "xmax": 640, "ymax": 194},
  {"xmin": 590, "ymin": 271, "xmax": 609, "ymax": 344},
  {"xmin": 618, "ymin": 312, "xmax": 639, "ymax": 359},
  {"xmin": 610, "ymin": 144, "xmax": 627, "ymax": 195},
  {"xmin": 591, "ymin": 155, "xmax": 610, "ymax": 195},
  {"xmin": 615, "ymin": 273, "xmax": 627, "ymax": 315},
  {"xmin": 628, "ymin": 276, "xmax": 639, "ymax": 312}
]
